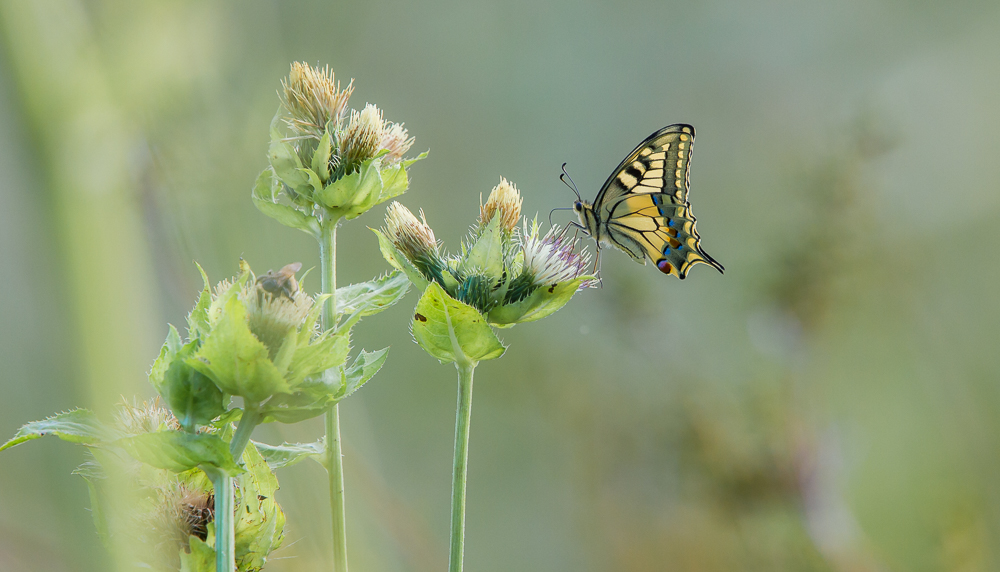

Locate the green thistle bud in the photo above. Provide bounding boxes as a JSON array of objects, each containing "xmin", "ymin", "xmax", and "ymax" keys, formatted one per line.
[
  {"xmin": 339, "ymin": 104, "xmax": 386, "ymax": 173},
  {"xmin": 479, "ymin": 177, "xmax": 522, "ymax": 234},
  {"xmin": 257, "ymin": 63, "xmax": 426, "ymax": 228},
  {"xmin": 383, "ymin": 201, "xmax": 448, "ymax": 284},
  {"xmin": 281, "ymin": 62, "xmax": 353, "ymax": 143}
]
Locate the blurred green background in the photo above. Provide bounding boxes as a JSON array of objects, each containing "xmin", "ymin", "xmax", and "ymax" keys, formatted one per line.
[{"xmin": 2, "ymin": 0, "xmax": 999, "ymax": 570}]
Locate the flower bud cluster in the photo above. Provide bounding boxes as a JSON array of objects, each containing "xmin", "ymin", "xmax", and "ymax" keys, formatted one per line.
[
  {"xmin": 254, "ymin": 62, "xmax": 426, "ymax": 231},
  {"xmin": 377, "ymin": 178, "xmax": 595, "ymax": 326}
]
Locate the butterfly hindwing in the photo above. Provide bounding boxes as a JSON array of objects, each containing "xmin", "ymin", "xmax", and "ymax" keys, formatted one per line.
[
  {"xmin": 606, "ymin": 193, "xmax": 722, "ymax": 278},
  {"xmin": 588, "ymin": 124, "xmax": 723, "ymax": 279}
]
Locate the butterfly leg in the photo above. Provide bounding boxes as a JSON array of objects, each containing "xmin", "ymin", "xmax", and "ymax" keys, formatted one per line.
[{"xmin": 592, "ymin": 247, "xmax": 604, "ymax": 288}]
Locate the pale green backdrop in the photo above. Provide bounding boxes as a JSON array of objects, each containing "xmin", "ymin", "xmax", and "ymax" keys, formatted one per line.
[{"xmin": 1, "ymin": 1, "xmax": 999, "ymax": 571}]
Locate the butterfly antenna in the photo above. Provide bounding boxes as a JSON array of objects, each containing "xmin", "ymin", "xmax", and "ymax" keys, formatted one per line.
[{"xmin": 560, "ymin": 163, "xmax": 582, "ymax": 201}]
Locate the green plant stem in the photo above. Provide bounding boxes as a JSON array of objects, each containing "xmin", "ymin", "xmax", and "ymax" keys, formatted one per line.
[
  {"xmin": 209, "ymin": 469, "xmax": 235, "ymax": 572},
  {"xmin": 449, "ymin": 361, "xmax": 477, "ymax": 572},
  {"xmin": 230, "ymin": 404, "xmax": 262, "ymax": 459},
  {"xmin": 319, "ymin": 214, "xmax": 349, "ymax": 572}
]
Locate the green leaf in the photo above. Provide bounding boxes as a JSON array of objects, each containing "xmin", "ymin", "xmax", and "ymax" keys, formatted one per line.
[
  {"xmin": 186, "ymin": 262, "xmax": 214, "ymax": 340},
  {"xmin": 180, "ymin": 531, "xmax": 216, "ymax": 572},
  {"xmin": 191, "ymin": 295, "xmax": 291, "ymax": 403},
  {"xmin": 115, "ymin": 431, "xmax": 242, "ymax": 476},
  {"xmin": 459, "ymin": 215, "xmax": 504, "ymax": 278},
  {"xmin": 162, "ymin": 358, "xmax": 227, "ymax": 432},
  {"xmin": 260, "ymin": 370, "xmax": 341, "ymax": 424},
  {"xmin": 372, "ymin": 228, "xmax": 430, "ymax": 291},
  {"xmin": 149, "ymin": 324, "xmax": 183, "ymax": 394},
  {"xmin": 336, "ymin": 271, "xmax": 411, "ymax": 318},
  {"xmin": 235, "ymin": 442, "xmax": 285, "ymax": 569},
  {"xmin": 412, "ymin": 282, "xmax": 505, "ymax": 365},
  {"xmin": 487, "ymin": 276, "xmax": 592, "ymax": 327},
  {"xmin": 401, "ymin": 150, "xmax": 429, "ymax": 169},
  {"xmin": 316, "ymin": 156, "xmax": 385, "ymax": 219},
  {"xmin": 341, "ymin": 348, "xmax": 389, "ymax": 398},
  {"xmin": 377, "ymin": 163, "xmax": 410, "ymax": 203},
  {"xmin": 253, "ymin": 439, "xmax": 325, "ymax": 469},
  {"xmin": 284, "ymin": 330, "xmax": 350, "ymax": 389},
  {"xmin": 311, "ymin": 130, "xmax": 332, "ymax": 181},
  {"xmin": 268, "ymin": 111, "xmax": 309, "ymax": 190},
  {"xmin": 1, "ymin": 409, "xmax": 114, "ymax": 451},
  {"xmin": 252, "ymin": 170, "xmax": 320, "ymax": 237},
  {"xmin": 74, "ymin": 462, "xmax": 111, "ymax": 548}
]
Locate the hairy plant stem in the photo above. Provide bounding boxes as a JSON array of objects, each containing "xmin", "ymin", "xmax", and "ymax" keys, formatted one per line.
[
  {"xmin": 319, "ymin": 213, "xmax": 348, "ymax": 572},
  {"xmin": 209, "ymin": 469, "xmax": 235, "ymax": 572},
  {"xmin": 449, "ymin": 361, "xmax": 476, "ymax": 572}
]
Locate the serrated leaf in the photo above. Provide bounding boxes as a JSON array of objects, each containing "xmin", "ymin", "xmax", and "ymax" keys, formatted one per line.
[
  {"xmin": 186, "ymin": 263, "xmax": 214, "ymax": 340},
  {"xmin": 253, "ymin": 439, "xmax": 326, "ymax": 469},
  {"xmin": 1, "ymin": 409, "xmax": 114, "ymax": 451},
  {"xmin": 284, "ymin": 330, "xmax": 350, "ymax": 389},
  {"xmin": 342, "ymin": 348, "xmax": 388, "ymax": 398},
  {"xmin": 401, "ymin": 150, "xmax": 429, "ymax": 169},
  {"xmin": 336, "ymin": 271, "xmax": 411, "ymax": 318},
  {"xmin": 459, "ymin": 215, "xmax": 504, "ymax": 278},
  {"xmin": 372, "ymin": 228, "xmax": 430, "ymax": 291},
  {"xmin": 487, "ymin": 276, "xmax": 592, "ymax": 327},
  {"xmin": 115, "ymin": 431, "xmax": 242, "ymax": 476},
  {"xmin": 412, "ymin": 282, "xmax": 505, "ymax": 366},
  {"xmin": 191, "ymin": 296, "xmax": 291, "ymax": 403},
  {"xmin": 149, "ymin": 324, "xmax": 183, "ymax": 394},
  {"xmin": 235, "ymin": 441, "xmax": 285, "ymax": 569}
]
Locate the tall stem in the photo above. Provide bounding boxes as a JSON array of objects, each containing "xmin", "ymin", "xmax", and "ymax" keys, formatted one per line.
[
  {"xmin": 449, "ymin": 361, "xmax": 476, "ymax": 572},
  {"xmin": 209, "ymin": 470, "xmax": 235, "ymax": 572},
  {"xmin": 319, "ymin": 214, "xmax": 348, "ymax": 572},
  {"xmin": 230, "ymin": 405, "xmax": 261, "ymax": 459}
]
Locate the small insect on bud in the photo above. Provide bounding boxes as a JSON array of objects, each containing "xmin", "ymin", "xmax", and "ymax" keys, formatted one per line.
[
  {"xmin": 479, "ymin": 177, "xmax": 523, "ymax": 234},
  {"xmin": 256, "ymin": 262, "xmax": 303, "ymax": 300}
]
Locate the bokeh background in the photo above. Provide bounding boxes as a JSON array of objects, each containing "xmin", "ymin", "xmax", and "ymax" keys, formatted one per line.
[{"xmin": 2, "ymin": 1, "xmax": 999, "ymax": 570}]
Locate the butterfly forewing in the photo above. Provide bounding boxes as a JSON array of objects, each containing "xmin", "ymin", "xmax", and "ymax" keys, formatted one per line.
[
  {"xmin": 591, "ymin": 124, "xmax": 723, "ymax": 279},
  {"xmin": 594, "ymin": 124, "xmax": 695, "ymax": 212}
]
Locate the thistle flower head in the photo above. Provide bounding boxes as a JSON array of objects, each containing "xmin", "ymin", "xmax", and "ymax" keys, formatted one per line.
[
  {"xmin": 340, "ymin": 103, "xmax": 385, "ymax": 171},
  {"xmin": 521, "ymin": 222, "xmax": 594, "ymax": 287},
  {"xmin": 380, "ymin": 121, "xmax": 415, "ymax": 165},
  {"xmin": 384, "ymin": 202, "xmax": 439, "ymax": 262},
  {"xmin": 114, "ymin": 398, "xmax": 181, "ymax": 436},
  {"xmin": 479, "ymin": 177, "xmax": 523, "ymax": 234},
  {"xmin": 280, "ymin": 62, "xmax": 354, "ymax": 140}
]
